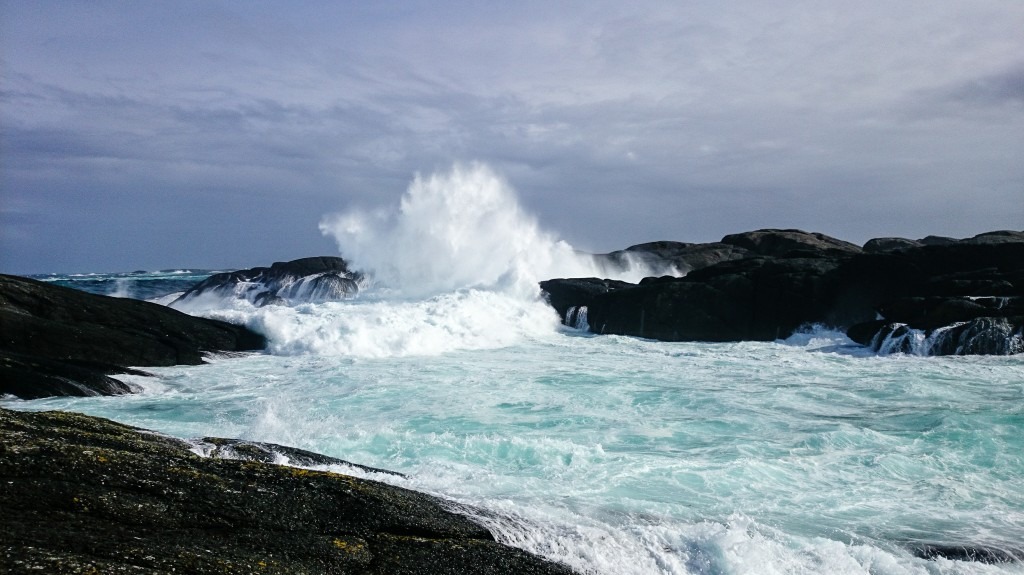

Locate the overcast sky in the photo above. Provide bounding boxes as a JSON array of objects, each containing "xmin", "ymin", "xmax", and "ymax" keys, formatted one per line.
[{"xmin": 2, "ymin": 1, "xmax": 1022, "ymax": 273}]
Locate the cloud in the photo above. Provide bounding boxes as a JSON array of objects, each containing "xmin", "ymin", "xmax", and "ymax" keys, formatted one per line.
[{"xmin": 2, "ymin": 1, "xmax": 1023, "ymax": 273}]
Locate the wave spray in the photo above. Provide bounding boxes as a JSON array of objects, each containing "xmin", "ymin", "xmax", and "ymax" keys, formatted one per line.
[{"xmin": 319, "ymin": 162, "xmax": 633, "ymax": 298}]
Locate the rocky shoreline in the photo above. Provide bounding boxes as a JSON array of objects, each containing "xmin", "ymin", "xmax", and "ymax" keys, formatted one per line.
[
  {"xmin": 0, "ymin": 273, "xmax": 266, "ymax": 399},
  {"xmin": 1, "ymin": 230, "xmax": 1021, "ymax": 572},
  {"xmin": 0, "ymin": 407, "xmax": 575, "ymax": 574},
  {"xmin": 545, "ymin": 229, "xmax": 1024, "ymax": 355}
]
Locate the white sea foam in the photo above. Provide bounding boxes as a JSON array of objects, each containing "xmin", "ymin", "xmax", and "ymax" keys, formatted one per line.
[
  {"xmin": 176, "ymin": 163, "xmax": 668, "ymax": 358},
  {"xmin": 319, "ymin": 162, "xmax": 655, "ymax": 299},
  {"xmin": 16, "ymin": 166, "xmax": 1024, "ymax": 574}
]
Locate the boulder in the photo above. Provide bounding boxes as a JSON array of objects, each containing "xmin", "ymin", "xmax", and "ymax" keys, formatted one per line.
[
  {"xmin": 595, "ymin": 241, "xmax": 750, "ymax": 275},
  {"xmin": 961, "ymin": 230, "xmax": 1024, "ymax": 245},
  {"xmin": 0, "ymin": 274, "xmax": 266, "ymax": 399},
  {"xmin": 720, "ymin": 229, "xmax": 862, "ymax": 257},
  {"xmin": 862, "ymin": 237, "xmax": 923, "ymax": 253},
  {"xmin": 539, "ymin": 278, "xmax": 635, "ymax": 326},
  {"xmin": 0, "ymin": 407, "xmax": 574, "ymax": 575},
  {"xmin": 173, "ymin": 256, "xmax": 362, "ymax": 307}
]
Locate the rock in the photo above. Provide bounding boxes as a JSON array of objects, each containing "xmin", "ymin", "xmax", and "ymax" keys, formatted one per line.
[
  {"xmin": 911, "ymin": 543, "xmax": 1024, "ymax": 564},
  {"xmin": 720, "ymin": 229, "xmax": 862, "ymax": 258},
  {"xmin": 595, "ymin": 241, "xmax": 750, "ymax": 275},
  {"xmin": 853, "ymin": 316, "xmax": 1024, "ymax": 356},
  {"xmin": 0, "ymin": 407, "xmax": 575, "ymax": 575},
  {"xmin": 0, "ymin": 274, "xmax": 266, "ymax": 399},
  {"xmin": 197, "ymin": 437, "xmax": 405, "ymax": 477},
  {"xmin": 918, "ymin": 235, "xmax": 959, "ymax": 246},
  {"xmin": 0, "ymin": 352, "xmax": 143, "ymax": 399},
  {"xmin": 961, "ymin": 230, "xmax": 1024, "ymax": 245},
  {"xmin": 862, "ymin": 237, "xmax": 923, "ymax": 253},
  {"xmin": 584, "ymin": 255, "xmax": 849, "ymax": 341},
  {"xmin": 539, "ymin": 278, "xmax": 635, "ymax": 326},
  {"xmin": 541, "ymin": 230, "xmax": 1024, "ymax": 354},
  {"xmin": 173, "ymin": 256, "xmax": 362, "ymax": 307}
]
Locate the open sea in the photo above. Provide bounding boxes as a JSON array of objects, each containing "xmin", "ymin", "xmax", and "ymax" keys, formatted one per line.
[{"xmin": 5, "ymin": 165, "xmax": 1023, "ymax": 574}]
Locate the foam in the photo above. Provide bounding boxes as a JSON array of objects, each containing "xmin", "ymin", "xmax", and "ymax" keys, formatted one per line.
[{"xmin": 319, "ymin": 162, "xmax": 656, "ymax": 299}]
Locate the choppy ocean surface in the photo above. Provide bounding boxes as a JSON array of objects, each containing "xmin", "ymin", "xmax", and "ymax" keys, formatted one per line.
[{"xmin": 7, "ymin": 165, "xmax": 1023, "ymax": 574}]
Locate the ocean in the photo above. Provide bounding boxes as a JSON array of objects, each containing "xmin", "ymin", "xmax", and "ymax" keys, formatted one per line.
[{"xmin": 5, "ymin": 165, "xmax": 1023, "ymax": 574}]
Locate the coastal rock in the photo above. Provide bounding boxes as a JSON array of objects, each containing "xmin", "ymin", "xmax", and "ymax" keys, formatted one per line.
[
  {"xmin": 854, "ymin": 317, "xmax": 1024, "ymax": 356},
  {"xmin": 173, "ymin": 256, "xmax": 362, "ymax": 307},
  {"xmin": 720, "ymin": 229, "xmax": 862, "ymax": 257},
  {"xmin": 0, "ymin": 407, "xmax": 575, "ymax": 575},
  {"xmin": 583, "ymin": 255, "xmax": 850, "ymax": 341},
  {"xmin": 539, "ymin": 278, "xmax": 635, "ymax": 327},
  {"xmin": 862, "ymin": 237, "xmax": 923, "ymax": 253},
  {"xmin": 0, "ymin": 274, "xmax": 266, "ymax": 399},
  {"xmin": 961, "ymin": 230, "xmax": 1024, "ymax": 245},
  {"xmin": 540, "ymin": 230, "xmax": 1024, "ymax": 354},
  {"xmin": 595, "ymin": 241, "xmax": 750, "ymax": 275}
]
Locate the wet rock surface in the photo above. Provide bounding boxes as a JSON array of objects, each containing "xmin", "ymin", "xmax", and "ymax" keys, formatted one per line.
[
  {"xmin": 173, "ymin": 256, "xmax": 362, "ymax": 307},
  {"xmin": 0, "ymin": 274, "xmax": 267, "ymax": 399},
  {"xmin": 542, "ymin": 229, "xmax": 1024, "ymax": 354},
  {"xmin": 0, "ymin": 407, "xmax": 575, "ymax": 575}
]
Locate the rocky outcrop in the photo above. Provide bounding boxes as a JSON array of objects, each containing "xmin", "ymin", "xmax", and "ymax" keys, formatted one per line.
[
  {"xmin": 720, "ymin": 229, "xmax": 862, "ymax": 257},
  {"xmin": 0, "ymin": 407, "xmax": 575, "ymax": 575},
  {"xmin": 594, "ymin": 241, "xmax": 750, "ymax": 275},
  {"xmin": 582, "ymin": 254, "xmax": 851, "ymax": 342},
  {"xmin": 862, "ymin": 237, "xmax": 924, "ymax": 253},
  {"xmin": 172, "ymin": 256, "xmax": 362, "ymax": 307},
  {"xmin": 0, "ymin": 274, "xmax": 266, "ymax": 399},
  {"xmin": 541, "ymin": 229, "xmax": 1024, "ymax": 355}
]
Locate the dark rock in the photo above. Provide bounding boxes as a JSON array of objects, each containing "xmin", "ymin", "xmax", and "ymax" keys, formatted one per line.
[
  {"xmin": 540, "ymin": 230, "xmax": 1024, "ymax": 354},
  {"xmin": 585, "ymin": 256, "xmax": 848, "ymax": 341},
  {"xmin": 933, "ymin": 316, "xmax": 1024, "ymax": 355},
  {"xmin": 918, "ymin": 235, "xmax": 959, "ymax": 246},
  {"xmin": 961, "ymin": 230, "xmax": 1024, "ymax": 245},
  {"xmin": 173, "ymin": 256, "xmax": 362, "ymax": 307},
  {"xmin": 868, "ymin": 323, "xmax": 917, "ymax": 354},
  {"xmin": 862, "ymin": 237, "xmax": 923, "ymax": 253},
  {"xmin": 846, "ymin": 320, "xmax": 889, "ymax": 347},
  {"xmin": 0, "ymin": 407, "xmax": 575, "ymax": 575},
  {"xmin": 848, "ymin": 316, "xmax": 1023, "ymax": 356},
  {"xmin": 198, "ymin": 437, "xmax": 406, "ymax": 477},
  {"xmin": 0, "ymin": 352, "xmax": 142, "ymax": 399},
  {"xmin": 0, "ymin": 274, "xmax": 266, "ymax": 399},
  {"xmin": 539, "ymin": 278, "xmax": 635, "ymax": 326},
  {"xmin": 911, "ymin": 542, "xmax": 1023, "ymax": 564},
  {"xmin": 596, "ymin": 241, "xmax": 750, "ymax": 274},
  {"xmin": 720, "ymin": 229, "xmax": 862, "ymax": 258}
]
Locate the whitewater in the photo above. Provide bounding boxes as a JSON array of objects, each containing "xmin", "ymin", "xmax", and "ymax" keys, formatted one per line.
[{"xmin": 7, "ymin": 163, "xmax": 1023, "ymax": 575}]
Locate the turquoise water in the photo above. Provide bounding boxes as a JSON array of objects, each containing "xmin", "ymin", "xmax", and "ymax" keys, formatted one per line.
[
  {"xmin": 8, "ymin": 166, "xmax": 1023, "ymax": 574},
  {"xmin": 8, "ymin": 305, "xmax": 1023, "ymax": 574}
]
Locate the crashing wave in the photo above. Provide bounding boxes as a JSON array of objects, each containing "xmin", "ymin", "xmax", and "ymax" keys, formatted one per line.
[{"xmin": 870, "ymin": 317, "xmax": 1023, "ymax": 356}]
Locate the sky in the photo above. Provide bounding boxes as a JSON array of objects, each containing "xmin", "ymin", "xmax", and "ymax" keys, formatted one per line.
[{"xmin": 2, "ymin": 1, "xmax": 1022, "ymax": 274}]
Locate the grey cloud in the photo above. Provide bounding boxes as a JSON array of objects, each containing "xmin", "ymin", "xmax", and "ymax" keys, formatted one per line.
[
  {"xmin": 2, "ymin": 1, "xmax": 1024, "ymax": 273},
  {"xmin": 949, "ymin": 64, "xmax": 1024, "ymax": 106}
]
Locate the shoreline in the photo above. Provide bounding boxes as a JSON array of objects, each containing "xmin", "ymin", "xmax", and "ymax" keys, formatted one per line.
[{"xmin": 0, "ymin": 406, "xmax": 576, "ymax": 574}]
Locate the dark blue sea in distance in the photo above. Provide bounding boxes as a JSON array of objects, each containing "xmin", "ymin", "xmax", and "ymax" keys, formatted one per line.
[
  {"xmin": 7, "ymin": 166, "xmax": 1023, "ymax": 574},
  {"xmin": 30, "ymin": 269, "xmax": 219, "ymax": 302}
]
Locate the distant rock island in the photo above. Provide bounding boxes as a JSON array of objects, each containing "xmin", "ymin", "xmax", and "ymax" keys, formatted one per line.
[
  {"xmin": 544, "ymin": 229, "xmax": 1024, "ymax": 355},
  {"xmin": 172, "ymin": 256, "xmax": 362, "ymax": 307}
]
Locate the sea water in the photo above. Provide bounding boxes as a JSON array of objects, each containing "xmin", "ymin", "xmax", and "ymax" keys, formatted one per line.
[{"xmin": 7, "ymin": 164, "xmax": 1023, "ymax": 574}]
